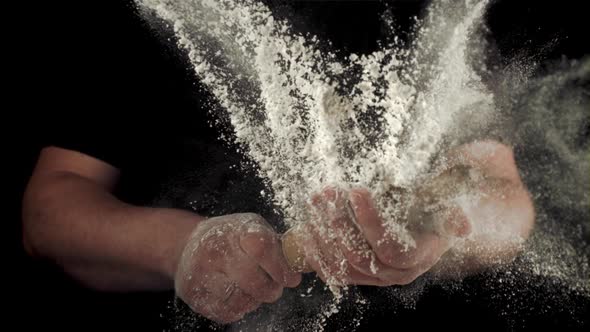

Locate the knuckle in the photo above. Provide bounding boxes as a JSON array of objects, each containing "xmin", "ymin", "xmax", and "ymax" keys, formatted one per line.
[
  {"xmin": 344, "ymin": 250, "xmax": 371, "ymax": 272},
  {"xmin": 348, "ymin": 251, "xmax": 365, "ymax": 266},
  {"xmin": 203, "ymin": 241, "xmax": 229, "ymax": 258},
  {"xmin": 375, "ymin": 247, "xmax": 396, "ymax": 267}
]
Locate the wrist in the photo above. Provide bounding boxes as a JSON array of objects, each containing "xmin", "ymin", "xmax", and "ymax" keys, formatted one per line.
[{"xmin": 156, "ymin": 210, "xmax": 206, "ymax": 284}]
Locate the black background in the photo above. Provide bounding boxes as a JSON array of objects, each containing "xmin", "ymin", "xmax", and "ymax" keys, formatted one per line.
[{"xmin": 7, "ymin": 0, "xmax": 589, "ymax": 331}]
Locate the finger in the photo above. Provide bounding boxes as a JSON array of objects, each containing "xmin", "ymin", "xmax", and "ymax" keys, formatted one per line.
[
  {"xmin": 183, "ymin": 272, "xmax": 242, "ymax": 324},
  {"xmin": 306, "ymin": 190, "xmax": 344, "ymax": 276},
  {"xmin": 300, "ymin": 219, "xmax": 349, "ymax": 285},
  {"xmin": 225, "ymin": 288, "xmax": 260, "ymax": 318},
  {"xmin": 227, "ymin": 255, "xmax": 283, "ymax": 303},
  {"xmin": 353, "ymin": 235, "xmax": 450, "ymax": 287},
  {"xmin": 303, "ymin": 233, "xmax": 386, "ymax": 286},
  {"xmin": 240, "ymin": 229, "xmax": 302, "ymax": 288},
  {"xmin": 335, "ymin": 238, "xmax": 412, "ymax": 284},
  {"xmin": 206, "ymin": 300, "xmax": 244, "ymax": 325},
  {"xmin": 206, "ymin": 289, "xmax": 256, "ymax": 324},
  {"xmin": 302, "ymin": 218, "xmax": 343, "ymax": 284},
  {"xmin": 324, "ymin": 196, "xmax": 407, "ymax": 281},
  {"xmin": 303, "ymin": 220, "xmax": 390, "ymax": 286},
  {"xmin": 390, "ymin": 229, "xmax": 455, "ymax": 270},
  {"xmin": 314, "ymin": 188, "xmax": 409, "ymax": 281},
  {"xmin": 197, "ymin": 304, "xmax": 233, "ymax": 325},
  {"xmin": 336, "ymin": 222, "xmax": 453, "ymax": 285},
  {"xmin": 305, "ymin": 250, "xmax": 391, "ymax": 286},
  {"xmin": 199, "ymin": 271, "xmax": 234, "ymax": 299},
  {"xmin": 317, "ymin": 188, "xmax": 379, "ymax": 273},
  {"xmin": 350, "ymin": 187, "xmax": 461, "ymax": 269},
  {"xmin": 311, "ymin": 188, "xmax": 432, "ymax": 286},
  {"xmin": 348, "ymin": 188, "xmax": 408, "ymax": 266}
]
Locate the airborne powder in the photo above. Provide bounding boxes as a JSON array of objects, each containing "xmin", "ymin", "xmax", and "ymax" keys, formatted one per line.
[
  {"xmin": 139, "ymin": 0, "xmax": 494, "ymax": 253},
  {"xmin": 136, "ymin": 0, "xmax": 589, "ymax": 331}
]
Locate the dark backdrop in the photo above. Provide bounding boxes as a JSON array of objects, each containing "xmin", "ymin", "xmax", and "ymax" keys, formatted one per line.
[{"xmin": 8, "ymin": 0, "xmax": 588, "ymax": 331}]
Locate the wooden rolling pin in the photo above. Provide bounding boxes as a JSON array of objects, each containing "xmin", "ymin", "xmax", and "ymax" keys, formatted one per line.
[{"xmin": 280, "ymin": 165, "xmax": 478, "ymax": 273}]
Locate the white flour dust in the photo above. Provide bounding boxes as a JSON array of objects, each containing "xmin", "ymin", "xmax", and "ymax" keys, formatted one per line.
[
  {"xmin": 136, "ymin": 0, "xmax": 589, "ymax": 331},
  {"xmin": 139, "ymin": 0, "xmax": 493, "ymax": 250}
]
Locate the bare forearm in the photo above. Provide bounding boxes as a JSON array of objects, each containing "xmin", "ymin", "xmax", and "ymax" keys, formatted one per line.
[{"xmin": 22, "ymin": 171, "xmax": 203, "ymax": 291}]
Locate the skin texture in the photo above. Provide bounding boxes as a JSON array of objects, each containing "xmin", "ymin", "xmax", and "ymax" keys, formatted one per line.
[
  {"xmin": 301, "ymin": 140, "xmax": 535, "ymax": 286},
  {"xmin": 22, "ymin": 146, "xmax": 300, "ymax": 323},
  {"xmin": 22, "ymin": 140, "xmax": 534, "ymax": 322},
  {"xmin": 174, "ymin": 213, "xmax": 300, "ymax": 323}
]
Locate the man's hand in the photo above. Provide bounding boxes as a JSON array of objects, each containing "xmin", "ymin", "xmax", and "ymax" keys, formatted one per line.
[
  {"xmin": 300, "ymin": 187, "xmax": 470, "ymax": 286},
  {"xmin": 23, "ymin": 148, "xmax": 301, "ymax": 324},
  {"xmin": 300, "ymin": 140, "xmax": 534, "ymax": 286},
  {"xmin": 174, "ymin": 213, "xmax": 301, "ymax": 324},
  {"xmin": 432, "ymin": 140, "xmax": 535, "ymax": 273}
]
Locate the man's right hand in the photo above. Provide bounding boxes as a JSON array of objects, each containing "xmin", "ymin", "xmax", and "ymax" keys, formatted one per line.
[
  {"xmin": 300, "ymin": 188, "xmax": 470, "ymax": 287},
  {"xmin": 173, "ymin": 213, "xmax": 301, "ymax": 324}
]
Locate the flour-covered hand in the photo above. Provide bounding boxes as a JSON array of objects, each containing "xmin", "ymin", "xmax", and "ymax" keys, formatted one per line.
[{"xmin": 174, "ymin": 213, "xmax": 301, "ymax": 324}]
